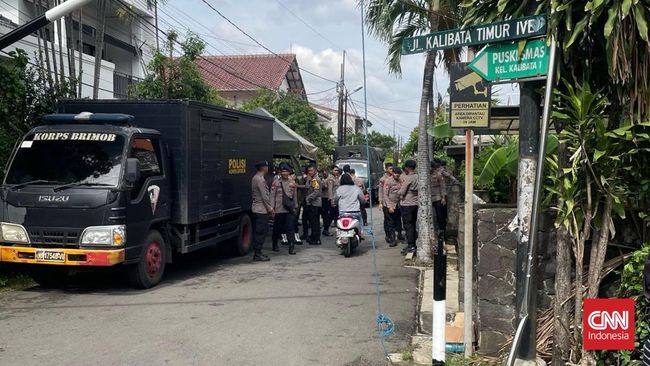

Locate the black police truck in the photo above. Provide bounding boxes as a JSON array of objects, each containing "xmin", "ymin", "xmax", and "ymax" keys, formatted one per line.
[{"xmin": 0, "ymin": 100, "xmax": 273, "ymax": 288}]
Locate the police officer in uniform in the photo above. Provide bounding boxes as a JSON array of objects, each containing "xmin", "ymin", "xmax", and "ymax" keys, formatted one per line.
[
  {"xmin": 398, "ymin": 160, "xmax": 419, "ymax": 254},
  {"xmin": 251, "ymin": 161, "xmax": 273, "ymax": 261},
  {"xmin": 320, "ymin": 168, "xmax": 331, "ymax": 234},
  {"xmin": 271, "ymin": 163, "xmax": 297, "ymax": 255},
  {"xmin": 305, "ymin": 165, "xmax": 323, "ymax": 245},
  {"xmin": 323, "ymin": 166, "xmax": 341, "ymax": 236},
  {"xmin": 383, "ymin": 167, "xmax": 403, "ymax": 247},
  {"xmin": 350, "ymin": 168, "xmax": 367, "ymax": 225},
  {"xmin": 430, "ymin": 160, "xmax": 448, "ymax": 239}
]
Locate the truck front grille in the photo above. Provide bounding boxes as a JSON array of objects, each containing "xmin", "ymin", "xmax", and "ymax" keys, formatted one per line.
[{"xmin": 28, "ymin": 228, "xmax": 81, "ymax": 247}]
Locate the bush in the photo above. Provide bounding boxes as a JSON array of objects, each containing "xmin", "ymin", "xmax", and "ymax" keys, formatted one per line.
[{"xmin": 598, "ymin": 244, "xmax": 650, "ymax": 364}]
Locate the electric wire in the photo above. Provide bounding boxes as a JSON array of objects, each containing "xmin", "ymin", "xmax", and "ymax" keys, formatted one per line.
[
  {"xmin": 360, "ymin": 1, "xmax": 394, "ymax": 358},
  {"xmin": 198, "ymin": 0, "xmax": 338, "ymax": 84}
]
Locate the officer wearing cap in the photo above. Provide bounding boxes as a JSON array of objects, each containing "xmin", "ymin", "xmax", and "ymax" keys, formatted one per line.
[
  {"xmin": 251, "ymin": 161, "xmax": 273, "ymax": 261},
  {"xmin": 398, "ymin": 159, "xmax": 419, "ymax": 254}
]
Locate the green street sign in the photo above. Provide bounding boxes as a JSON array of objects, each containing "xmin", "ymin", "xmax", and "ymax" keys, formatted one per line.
[
  {"xmin": 401, "ymin": 14, "xmax": 546, "ymax": 55},
  {"xmin": 468, "ymin": 39, "xmax": 549, "ymax": 81}
]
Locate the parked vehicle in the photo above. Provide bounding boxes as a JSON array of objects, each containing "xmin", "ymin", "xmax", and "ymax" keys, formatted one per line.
[
  {"xmin": 0, "ymin": 100, "xmax": 273, "ymax": 288},
  {"xmin": 334, "ymin": 145, "xmax": 384, "ymax": 203},
  {"xmin": 335, "ymin": 214, "xmax": 362, "ymax": 257}
]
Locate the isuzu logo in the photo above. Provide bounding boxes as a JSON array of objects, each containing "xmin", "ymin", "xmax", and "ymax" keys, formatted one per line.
[{"xmin": 38, "ymin": 195, "xmax": 70, "ymax": 202}]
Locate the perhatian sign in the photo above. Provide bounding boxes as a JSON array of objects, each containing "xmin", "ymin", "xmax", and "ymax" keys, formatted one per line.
[
  {"xmin": 401, "ymin": 14, "xmax": 546, "ymax": 54},
  {"xmin": 449, "ymin": 63, "xmax": 491, "ymax": 129},
  {"xmin": 468, "ymin": 39, "xmax": 549, "ymax": 81}
]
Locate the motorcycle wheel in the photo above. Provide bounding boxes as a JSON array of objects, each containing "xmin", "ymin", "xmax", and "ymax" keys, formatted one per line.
[{"xmin": 344, "ymin": 240, "xmax": 352, "ymax": 257}]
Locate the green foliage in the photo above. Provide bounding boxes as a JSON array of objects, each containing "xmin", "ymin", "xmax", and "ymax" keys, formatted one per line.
[
  {"xmin": 347, "ymin": 130, "xmax": 396, "ymax": 156},
  {"xmin": 129, "ymin": 31, "xmax": 227, "ymax": 106},
  {"xmin": 241, "ymin": 89, "xmax": 335, "ymax": 166},
  {"xmin": 598, "ymin": 245, "xmax": 650, "ymax": 364},
  {"xmin": 461, "ymin": 0, "xmax": 650, "ymax": 119},
  {"xmin": 0, "ymin": 49, "xmax": 76, "ymax": 168}
]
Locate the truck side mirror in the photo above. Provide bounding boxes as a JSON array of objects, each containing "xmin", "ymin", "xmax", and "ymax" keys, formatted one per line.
[{"xmin": 125, "ymin": 158, "xmax": 140, "ymax": 185}]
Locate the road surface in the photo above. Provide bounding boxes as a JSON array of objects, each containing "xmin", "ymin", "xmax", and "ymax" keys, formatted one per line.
[{"xmin": 0, "ymin": 207, "xmax": 418, "ymax": 366}]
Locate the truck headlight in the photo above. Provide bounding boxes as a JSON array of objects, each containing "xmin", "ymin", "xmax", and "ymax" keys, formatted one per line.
[
  {"xmin": 0, "ymin": 223, "xmax": 30, "ymax": 243},
  {"xmin": 80, "ymin": 225, "xmax": 125, "ymax": 246}
]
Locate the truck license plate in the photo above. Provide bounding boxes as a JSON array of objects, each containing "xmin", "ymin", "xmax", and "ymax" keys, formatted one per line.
[{"xmin": 35, "ymin": 250, "xmax": 65, "ymax": 262}]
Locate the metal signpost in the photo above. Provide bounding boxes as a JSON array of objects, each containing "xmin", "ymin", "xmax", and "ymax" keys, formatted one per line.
[
  {"xmin": 400, "ymin": 14, "xmax": 551, "ymax": 366},
  {"xmin": 468, "ymin": 39, "xmax": 549, "ymax": 82}
]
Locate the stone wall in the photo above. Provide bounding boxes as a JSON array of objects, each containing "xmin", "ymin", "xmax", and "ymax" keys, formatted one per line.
[{"xmin": 456, "ymin": 206, "xmax": 558, "ymax": 356}]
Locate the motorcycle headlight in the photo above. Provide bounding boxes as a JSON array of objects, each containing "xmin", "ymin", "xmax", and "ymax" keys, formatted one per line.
[
  {"xmin": 80, "ymin": 225, "xmax": 125, "ymax": 246},
  {"xmin": 0, "ymin": 223, "xmax": 30, "ymax": 243}
]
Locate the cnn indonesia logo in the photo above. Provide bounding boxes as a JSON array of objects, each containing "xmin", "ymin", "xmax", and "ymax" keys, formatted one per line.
[{"xmin": 583, "ymin": 298, "xmax": 635, "ymax": 350}]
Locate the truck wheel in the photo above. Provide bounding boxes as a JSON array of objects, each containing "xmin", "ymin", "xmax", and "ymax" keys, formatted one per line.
[
  {"xmin": 234, "ymin": 214, "xmax": 252, "ymax": 256},
  {"xmin": 31, "ymin": 267, "xmax": 69, "ymax": 288},
  {"xmin": 128, "ymin": 231, "xmax": 166, "ymax": 289}
]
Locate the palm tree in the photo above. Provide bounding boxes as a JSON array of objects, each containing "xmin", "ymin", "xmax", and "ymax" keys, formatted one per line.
[{"xmin": 363, "ymin": 0, "xmax": 462, "ymax": 261}]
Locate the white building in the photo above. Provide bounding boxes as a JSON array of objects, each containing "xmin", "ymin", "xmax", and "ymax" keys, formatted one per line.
[
  {"xmin": 0, "ymin": 0, "xmax": 156, "ymax": 99},
  {"xmin": 310, "ymin": 103, "xmax": 372, "ymax": 142}
]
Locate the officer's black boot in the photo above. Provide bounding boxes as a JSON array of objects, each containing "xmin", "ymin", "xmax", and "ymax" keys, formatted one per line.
[
  {"xmin": 271, "ymin": 235, "xmax": 280, "ymax": 252},
  {"xmin": 253, "ymin": 250, "xmax": 270, "ymax": 262},
  {"xmin": 288, "ymin": 240, "xmax": 296, "ymax": 255},
  {"xmin": 388, "ymin": 234, "xmax": 397, "ymax": 247},
  {"xmin": 397, "ymin": 231, "xmax": 405, "ymax": 241}
]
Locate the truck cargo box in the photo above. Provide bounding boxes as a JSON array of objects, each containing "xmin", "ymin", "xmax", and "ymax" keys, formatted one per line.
[{"xmin": 61, "ymin": 100, "xmax": 273, "ymax": 225}]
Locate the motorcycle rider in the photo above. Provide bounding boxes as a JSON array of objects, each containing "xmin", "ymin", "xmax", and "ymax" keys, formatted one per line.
[{"xmin": 335, "ymin": 173, "xmax": 366, "ymax": 239}]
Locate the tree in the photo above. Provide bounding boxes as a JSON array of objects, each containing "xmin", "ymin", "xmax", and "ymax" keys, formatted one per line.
[
  {"xmin": 364, "ymin": 0, "xmax": 462, "ymax": 261},
  {"xmin": 347, "ymin": 130, "xmax": 397, "ymax": 159},
  {"xmin": 0, "ymin": 50, "xmax": 76, "ymax": 167},
  {"xmin": 463, "ymin": 0, "xmax": 650, "ymax": 363},
  {"xmin": 129, "ymin": 31, "xmax": 227, "ymax": 106},
  {"xmin": 241, "ymin": 89, "xmax": 336, "ymax": 167}
]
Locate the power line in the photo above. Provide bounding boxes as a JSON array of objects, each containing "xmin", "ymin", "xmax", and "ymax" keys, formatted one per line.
[
  {"xmin": 351, "ymin": 98, "xmax": 420, "ymax": 114},
  {"xmin": 274, "ymin": 0, "xmax": 340, "ymax": 50},
  {"xmin": 117, "ymin": 0, "xmax": 272, "ymax": 91},
  {"xmin": 307, "ymin": 86, "xmax": 336, "ymax": 95},
  {"xmin": 199, "ymin": 0, "xmax": 338, "ymax": 84}
]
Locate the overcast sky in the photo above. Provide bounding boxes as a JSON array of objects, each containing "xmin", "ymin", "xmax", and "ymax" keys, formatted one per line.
[{"xmin": 159, "ymin": 0, "xmax": 519, "ymax": 140}]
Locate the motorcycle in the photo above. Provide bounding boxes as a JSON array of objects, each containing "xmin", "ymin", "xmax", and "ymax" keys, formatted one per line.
[{"xmin": 336, "ymin": 213, "xmax": 362, "ymax": 257}]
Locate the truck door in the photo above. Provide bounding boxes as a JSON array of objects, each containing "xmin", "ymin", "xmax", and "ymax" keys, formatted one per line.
[
  {"xmin": 199, "ymin": 115, "xmax": 222, "ymax": 219},
  {"xmin": 125, "ymin": 136, "xmax": 170, "ymax": 260}
]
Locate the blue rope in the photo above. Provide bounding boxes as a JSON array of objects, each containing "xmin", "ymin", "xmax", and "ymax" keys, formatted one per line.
[{"xmin": 360, "ymin": 1, "xmax": 394, "ymax": 356}]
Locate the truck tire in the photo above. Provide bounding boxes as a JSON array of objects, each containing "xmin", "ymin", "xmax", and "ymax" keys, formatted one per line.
[
  {"xmin": 234, "ymin": 214, "xmax": 252, "ymax": 256},
  {"xmin": 31, "ymin": 267, "xmax": 69, "ymax": 288},
  {"xmin": 128, "ymin": 230, "xmax": 166, "ymax": 289}
]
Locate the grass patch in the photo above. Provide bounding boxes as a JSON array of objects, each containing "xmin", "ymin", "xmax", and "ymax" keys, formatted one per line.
[
  {"xmin": 446, "ymin": 354, "xmax": 501, "ymax": 366},
  {"xmin": 399, "ymin": 343, "xmax": 419, "ymax": 362},
  {"xmin": 0, "ymin": 268, "xmax": 34, "ymax": 292}
]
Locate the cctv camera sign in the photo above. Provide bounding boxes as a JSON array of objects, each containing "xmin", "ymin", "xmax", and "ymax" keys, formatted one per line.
[
  {"xmin": 583, "ymin": 298, "xmax": 635, "ymax": 350},
  {"xmin": 449, "ymin": 62, "xmax": 491, "ymax": 128}
]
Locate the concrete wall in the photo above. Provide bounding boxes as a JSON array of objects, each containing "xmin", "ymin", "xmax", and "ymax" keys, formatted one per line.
[{"xmin": 457, "ymin": 205, "xmax": 557, "ymax": 356}]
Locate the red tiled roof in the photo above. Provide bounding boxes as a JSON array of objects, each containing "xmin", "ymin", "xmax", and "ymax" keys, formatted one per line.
[{"xmin": 196, "ymin": 53, "xmax": 296, "ymax": 91}]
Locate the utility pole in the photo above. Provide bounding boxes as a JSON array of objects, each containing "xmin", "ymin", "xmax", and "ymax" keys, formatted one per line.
[
  {"xmin": 343, "ymin": 91, "xmax": 349, "ymax": 145},
  {"xmin": 392, "ymin": 120, "xmax": 397, "ymax": 163},
  {"xmin": 337, "ymin": 50, "xmax": 346, "ymax": 146}
]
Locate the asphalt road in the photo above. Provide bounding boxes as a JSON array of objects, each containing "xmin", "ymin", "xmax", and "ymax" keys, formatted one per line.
[{"xmin": 0, "ymin": 207, "xmax": 418, "ymax": 366}]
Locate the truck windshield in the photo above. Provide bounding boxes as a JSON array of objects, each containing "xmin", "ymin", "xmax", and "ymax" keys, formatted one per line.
[
  {"xmin": 4, "ymin": 133, "xmax": 125, "ymax": 187},
  {"xmin": 346, "ymin": 163, "xmax": 368, "ymax": 178}
]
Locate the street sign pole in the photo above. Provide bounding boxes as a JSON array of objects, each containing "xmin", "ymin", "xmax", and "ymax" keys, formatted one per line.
[{"xmin": 507, "ymin": 35, "xmax": 557, "ymax": 366}]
